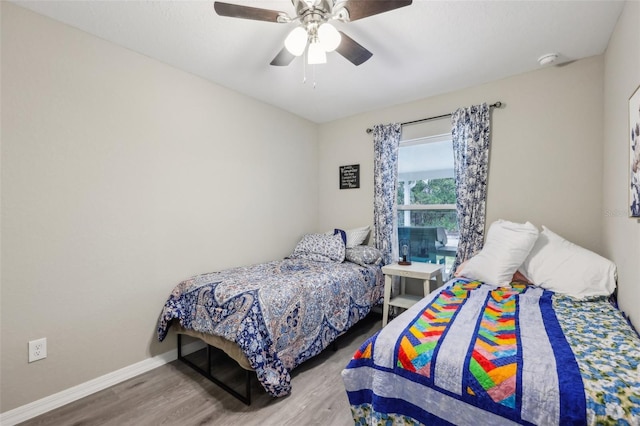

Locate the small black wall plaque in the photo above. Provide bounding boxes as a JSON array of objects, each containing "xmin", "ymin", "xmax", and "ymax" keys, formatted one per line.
[{"xmin": 340, "ymin": 164, "xmax": 360, "ymax": 189}]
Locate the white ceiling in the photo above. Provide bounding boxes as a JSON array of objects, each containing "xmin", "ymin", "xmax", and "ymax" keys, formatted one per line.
[{"xmin": 12, "ymin": 0, "xmax": 624, "ymax": 123}]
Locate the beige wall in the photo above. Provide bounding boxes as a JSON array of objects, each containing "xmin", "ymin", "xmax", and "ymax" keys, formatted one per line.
[
  {"xmin": 603, "ymin": 0, "xmax": 640, "ymax": 327},
  {"xmin": 0, "ymin": 3, "xmax": 318, "ymax": 412},
  {"xmin": 318, "ymin": 56, "xmax": 605, "ymax": 254}
]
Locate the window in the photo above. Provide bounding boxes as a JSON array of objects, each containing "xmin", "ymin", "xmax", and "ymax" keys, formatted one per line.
[{"xmin": 397, "ymin": 134, "xmax": 458, "ymax": 271}]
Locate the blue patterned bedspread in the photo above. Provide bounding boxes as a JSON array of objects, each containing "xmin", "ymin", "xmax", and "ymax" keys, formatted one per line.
[
  {"xmin": 157, "ymin": 258, "xmax": 383, "ymax": 397},
  {"xmin": 342, "ymin": 278, "xmax": 640, "ymax": 425}
]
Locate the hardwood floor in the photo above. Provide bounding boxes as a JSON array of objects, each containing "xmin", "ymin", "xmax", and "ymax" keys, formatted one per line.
[{"xmin": 20, "ymin": 313, "xmax": 381, "ymax": 426}]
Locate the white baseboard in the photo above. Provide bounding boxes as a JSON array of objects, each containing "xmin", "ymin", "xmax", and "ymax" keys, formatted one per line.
[{"xmin": 0, "ymin": 340, "xmax": 205, "ymax": 426}]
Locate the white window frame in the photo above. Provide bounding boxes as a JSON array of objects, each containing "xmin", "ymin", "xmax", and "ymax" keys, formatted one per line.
[
  {"xmin": 397, "ymin": 133, "xmax": 456, "ymax": 224},
  {"xmin": 397, "ymin": 204, "xmax": 455, "ymax": 211}
]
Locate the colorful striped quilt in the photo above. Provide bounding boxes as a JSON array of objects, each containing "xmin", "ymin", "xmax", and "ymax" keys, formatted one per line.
[{"xmin": 342, "ymin": 278, "xmax": 640, "ymax": 425}]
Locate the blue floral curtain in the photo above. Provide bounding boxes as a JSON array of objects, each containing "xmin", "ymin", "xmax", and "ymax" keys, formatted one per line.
[
  {"xmin": 373, "ymin": 123, "xmax": 402, "ymax": 265},
  {"xmin": 451, "ymin": 103, "xmax": 491, "ymax": 272}
]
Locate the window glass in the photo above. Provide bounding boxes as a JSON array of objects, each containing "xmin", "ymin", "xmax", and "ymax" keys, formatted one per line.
[{"xmin": 397, "ymin": 134, "xmax": 458, "ymax": 271}]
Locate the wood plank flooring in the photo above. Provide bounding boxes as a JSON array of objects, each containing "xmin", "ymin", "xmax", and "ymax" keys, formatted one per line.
[{"xmin": 20, "ymin": 313, "xmax": 381, "ymax": 426}]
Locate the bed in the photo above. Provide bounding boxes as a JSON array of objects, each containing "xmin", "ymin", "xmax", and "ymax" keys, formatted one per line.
[
  {"xmin": 342, "ymin": 221, "xmax": 640, "ymax": 425},
  {"xmin": 157, "ymin": 230, "xmax": 384, "ymax": 402}
]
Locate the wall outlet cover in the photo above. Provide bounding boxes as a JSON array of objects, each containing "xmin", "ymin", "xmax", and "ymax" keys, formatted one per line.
[{"xmin": 29, "ymin": 338, "xmax": 47, "ymax": 363}]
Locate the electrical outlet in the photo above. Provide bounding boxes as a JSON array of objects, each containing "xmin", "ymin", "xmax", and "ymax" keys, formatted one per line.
[{"xmin": 28, "ymin": 338, "xmax": 47, "ymax": 363}]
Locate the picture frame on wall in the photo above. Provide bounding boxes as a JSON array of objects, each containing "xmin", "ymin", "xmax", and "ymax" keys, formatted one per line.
[
  {"xmin": 630, "ymin": 84, "xmax": 640, "ymax": 217},
  {"xmin": 339, "ymin": 164, "xmax": 360, "ymax": 189}
]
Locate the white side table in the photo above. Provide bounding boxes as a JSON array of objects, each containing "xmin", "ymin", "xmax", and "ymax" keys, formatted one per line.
[{"xmin": 381, "ymin": 262, "xmax": 444, "ymax": 326}]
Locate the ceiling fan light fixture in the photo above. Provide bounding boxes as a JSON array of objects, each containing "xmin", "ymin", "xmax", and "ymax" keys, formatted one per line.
[
  {"xmin": 307, "ymin": 40, "xmax": 327, "ymax": 64},
  {"xmin": 285, "ymin": 26, "xmax": 308, "ymax": 56},
  {"xmin": 213, "ymin": 0, "xmax": 413, "ymax": 67},
  {"xmin": 318, "ymin": 23, "xmax": 341, "ymax": 52}
]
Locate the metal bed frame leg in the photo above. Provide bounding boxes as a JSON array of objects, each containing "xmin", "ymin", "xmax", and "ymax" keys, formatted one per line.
[{"xmin": 177, "ymin": 334, "xmax": 252, "ymax": 405}]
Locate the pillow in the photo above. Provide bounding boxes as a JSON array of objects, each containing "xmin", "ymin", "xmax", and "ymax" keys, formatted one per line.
[
  {"xmin": 345, "ymin": 226, "xmax": 370, "ymax": 248},
  {"xmin": 456, "ymin": 219, "xmax": 539, "ymax": 287},
  {"xmin": 333, "ymin": 229, "xmax": 347, "ymax": 246},
  {"xmin": 519, "ymin": 226, "xmax": 616, "ymax": 298},
  {"xmin": 454, "ymin": 259, "xmax": 531, "ymax": 284},
  {"xmin": 453, "ymin": 260, "xmax": 468, "ymax": 278},
  {"xmin": 289, "ymin": 233, "xmax": 345, "ymax": 263},
  {"xmin": 345, "ymin": 245, "xmax": 383, "ymax": 266}
]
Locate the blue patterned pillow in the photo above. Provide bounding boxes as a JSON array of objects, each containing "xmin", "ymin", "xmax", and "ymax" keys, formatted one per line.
[
  {"xmin": 345, "ymin": 245, "xmax": 383, "ymax": 266},
  {"xmin": 334, "ymin": 228, "xmax": 347, "ymax": 246},
  {"xmin": 289, "ymin": 233, "xmax": 345, "ymax": 263}
]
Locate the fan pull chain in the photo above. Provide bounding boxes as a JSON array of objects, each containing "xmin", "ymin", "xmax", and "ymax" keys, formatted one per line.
[
  {"xmin": 301, "ymin": 51, "xmax": 316, "ymax": 89},
  {"xmin": 303, "ymin": 53, "xmax": 307, "ymax": 84}
]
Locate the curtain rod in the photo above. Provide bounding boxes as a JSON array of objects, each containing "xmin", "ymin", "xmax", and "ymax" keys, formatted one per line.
[{"xmin": 365, "ymin": 101, "xmax": 503, "ymax": 134}]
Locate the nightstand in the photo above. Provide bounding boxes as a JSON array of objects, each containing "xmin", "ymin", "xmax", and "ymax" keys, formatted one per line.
[{"xmin": 381, "ymin": 262, "xmax": 444, "ymax": 326}]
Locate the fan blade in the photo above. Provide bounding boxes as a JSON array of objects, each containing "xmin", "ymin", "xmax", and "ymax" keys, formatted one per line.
[
  {"xmin": 335, "ymin": 31, "xmax": 372, "ymax": 66},
  {"xmin": 214, "ymin": 2, "xmax": 286, "ymax": 23},
  {"xmin": 341, "ymin": 0, "xmax": 412, "ymax": 22},
  {"xmin": 270, "ymin": 48, "xmax": 296, "ymax": 66}
]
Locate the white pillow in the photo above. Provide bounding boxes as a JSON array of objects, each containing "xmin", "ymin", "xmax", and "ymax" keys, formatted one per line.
[
  {"xmin": 457, "ymin": 220, "xmax": 539, "ymax": 287},
  {"xmin": 345, "ymin": 226, "xmax": 370, "ymax": 248},
  {"xmin": 519, "ymin": 226, "xmax": 616, "ymax": 298}
]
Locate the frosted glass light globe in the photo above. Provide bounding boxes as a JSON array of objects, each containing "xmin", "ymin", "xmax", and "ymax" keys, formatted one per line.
[
  {"xmin": 307, "ymin": 41, "xmax": 327, "ymax": 64},
  {"xmin": 285, "ymin": 27, "xmax": 308, "ymax": 56},
  {"xmin": 318, "ymin": 23, "xmax": 341, "ymax": 52}
]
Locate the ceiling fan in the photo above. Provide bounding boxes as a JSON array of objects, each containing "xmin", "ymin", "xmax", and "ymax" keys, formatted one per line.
[{"xmin": 213, "ymin": 0, "xmax": 413, "ymax": 66}]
